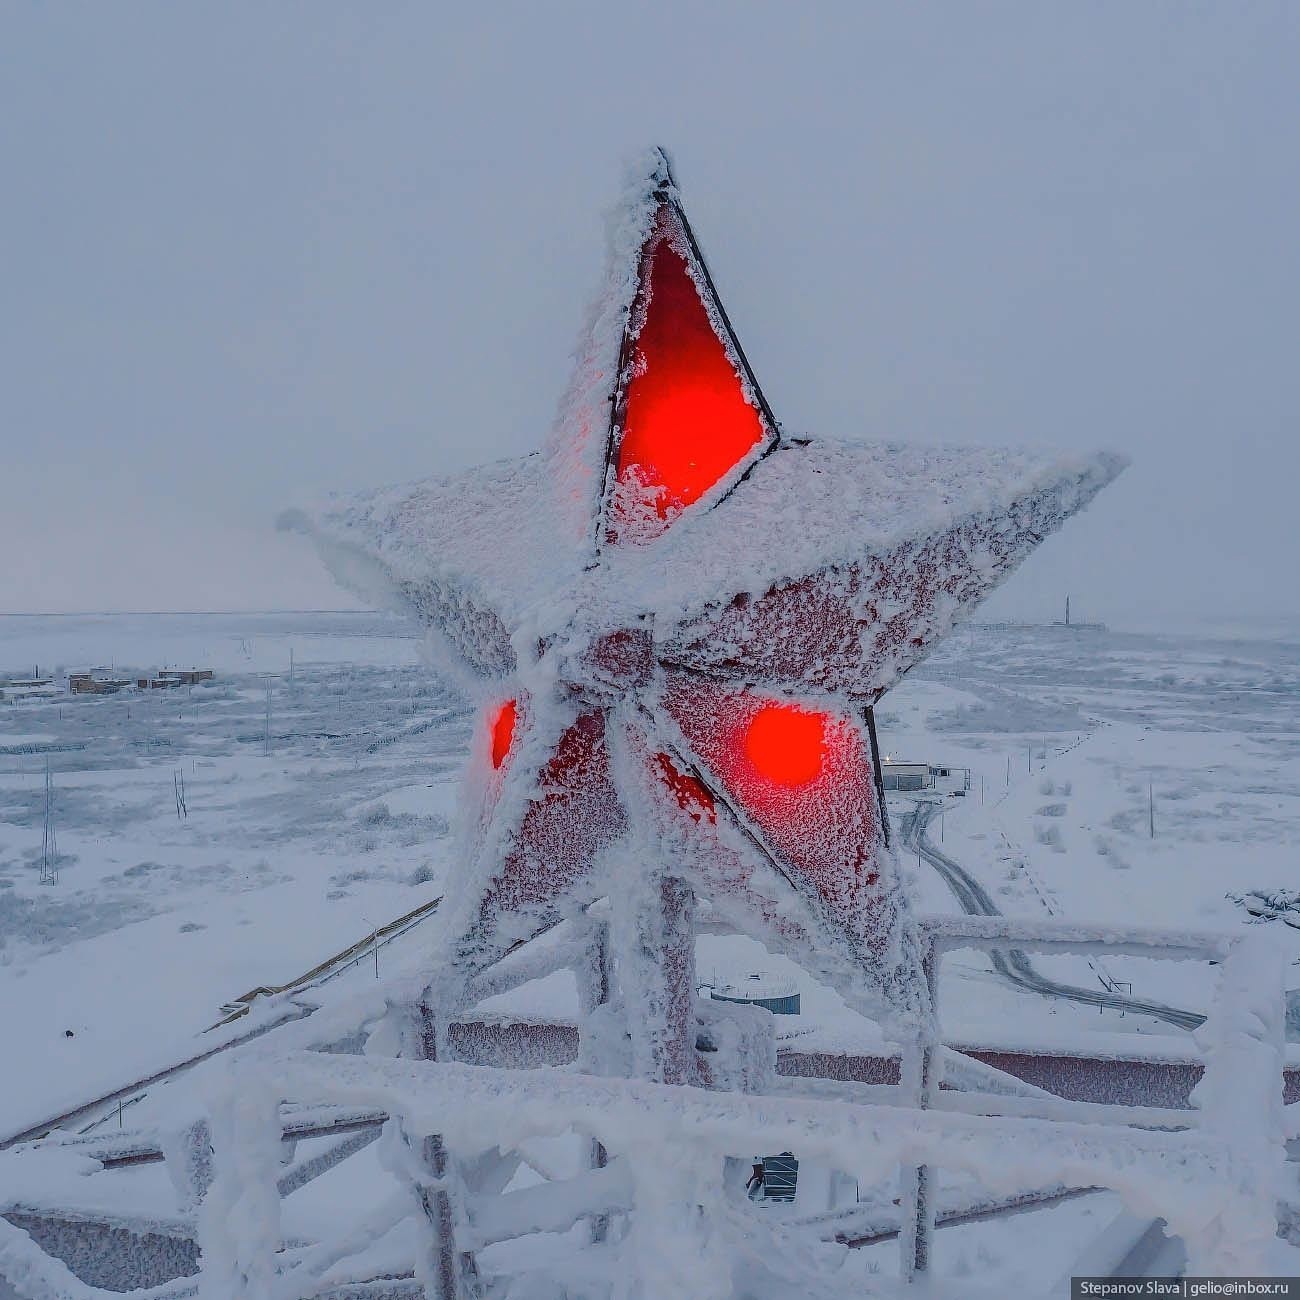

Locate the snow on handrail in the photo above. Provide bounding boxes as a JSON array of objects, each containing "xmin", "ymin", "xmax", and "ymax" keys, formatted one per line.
[
  {"xmin": 919, "ymin": 911, "xmax": 1232, "ymax": 960},
  {"xmin": 205, "ymin": 1048, "xmax": 1273, "ymax": 1280}
]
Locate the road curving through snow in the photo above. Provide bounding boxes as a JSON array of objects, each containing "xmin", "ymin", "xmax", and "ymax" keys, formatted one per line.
[{"xmin": 900, "ymin": 800, "xmax": 1205, "ymax": 1032}]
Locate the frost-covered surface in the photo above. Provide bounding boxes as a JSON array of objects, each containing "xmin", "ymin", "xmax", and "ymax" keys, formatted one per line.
[
  {"xmin": 282, "ymin": 439, "xmax": 1123, "ymax": 700},
  {"xmin": 885, "ymin": 619, "xmax": 1300, "ymax": 1041},
  {"xmin": 277, "ymin": 156, "xmax": 1127, "ymax": 1087},
  {"xmin": 282, "ymin": 151, "xmax": 1123, "ymax": 710},
  {"xmin": 541, "ymin": 147, "xmax": 671, "ymax": 555},
  {"xmin": 1189, "ymin": 933, "xmax": 1289, "ymax": 1270},
  {"xmin": 209, "ymin": 1048, "xmax": 1276, "ymax": 1284},
  {"xmin": 5, "ymin": 614, "xmax": 1300, "ymax": 1293},
  {"xmin": 0, "ymin": 612, "xmax": 463, "ymax": 1139}
]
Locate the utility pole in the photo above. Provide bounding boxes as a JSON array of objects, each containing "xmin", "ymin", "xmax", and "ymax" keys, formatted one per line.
[
  {"xmin": 1149, "ymin": 782, "xmax": 1155, "ymax": 839},
  {"xmin": 1006, "ymin": 755, "xmax": 1011, "ymax": 787},
  {"xmin": 40, "ymin": 758, "xmax": 57, "ymax": 885},
  {"xmin": 1066, "ymin": 594, "xmax": 1071, "ymax": 627},
  {"xmin": 289, "ymin": 648, "xmax": 295, "ymax": 694}
]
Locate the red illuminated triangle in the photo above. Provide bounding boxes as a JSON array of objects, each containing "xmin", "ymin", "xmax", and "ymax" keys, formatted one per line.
[{"xmin": 605, "ymin": 193, "xmax": 778, "ymax": 543}]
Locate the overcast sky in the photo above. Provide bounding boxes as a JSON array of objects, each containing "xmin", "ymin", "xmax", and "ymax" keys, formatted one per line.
[{"xmin": 3, "ymin": 3, "xmax": 1297, "ymax": 632}]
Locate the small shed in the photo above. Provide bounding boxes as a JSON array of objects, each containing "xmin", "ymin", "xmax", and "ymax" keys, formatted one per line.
[{"xmin": 881, "ymin": 761, "xmax": 930, "ymax": 792}]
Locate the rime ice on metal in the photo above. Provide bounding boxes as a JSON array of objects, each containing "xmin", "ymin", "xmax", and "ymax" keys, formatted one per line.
[{"xmin": 285, "ymin": 147, "xmax": 1124, "ymax": 1062}]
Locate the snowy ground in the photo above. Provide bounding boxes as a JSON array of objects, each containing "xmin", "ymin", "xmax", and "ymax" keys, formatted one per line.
[
  {"xmin": 0, "ymin": 613, "xmax": 467, "ymax": 1133},
  {"xmin": 2, "ymin": 611, "xmax": 1298, "ymax": 1288},
  {"xmin": 886, "ymin": 620, "xmax": 1300, "ymax": 1040}
]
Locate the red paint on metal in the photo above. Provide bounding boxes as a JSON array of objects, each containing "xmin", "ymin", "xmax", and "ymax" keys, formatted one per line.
[
  {"xmin": 654, "ymin": 753, "xmax": 716, "ymax": 823},
  {"xmin": 481, "ymin": 710, "xmax": 624, "ymax": 917}
]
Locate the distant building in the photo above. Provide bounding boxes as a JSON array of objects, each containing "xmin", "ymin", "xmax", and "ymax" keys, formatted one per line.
[
  {"xmin": 69, "ymin": 667, "xmax": 214, "ymax": 693},
  {"xmin": 157, "ymin": 669, "xmax": 214, "ymax": 686},
  {"xmin": 0, "ymin": 677, "xmax": 52, "ymax": 702},
  {"xmin": 880, "ymin": 759, "xmax": 971, "ymax": 795},
  {"xmin": 68, "ymin": 672, "xmax": 132, "ymax": 695},
  {"xmin": 136, "ymin": 669, "xmax": 214, "ymax": 689},
  {"xmin": 880, "ymin": 760, "xmax": 930, "ymax": 792},
  {"xmin": 929, "ymin": 764, "xmax": 971, "ymax": 796},
  {"xmin": 709, "ymin": 972, "xmax": 800, "ymax": 1016}
]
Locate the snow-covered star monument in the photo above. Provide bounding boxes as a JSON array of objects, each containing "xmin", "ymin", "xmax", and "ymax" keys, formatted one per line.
[
  {"xmin": 289, "ymin": 147, "xmax": 1122, "ymax": 1083},
  {"xmin": 12, "ymin": 150, "xmax": 1285, "ymax": 1300}
]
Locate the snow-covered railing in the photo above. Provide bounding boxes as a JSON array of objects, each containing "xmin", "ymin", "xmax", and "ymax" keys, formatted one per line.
[
  {"xmin": 902, "ymin": 919, "xmax": 1288, "ymax": 1276},
  {"xmin": 915, "ymin": 918, "xmax": 1284, "ymax": 1137},
  {"xmin": 198, "ymin": 1033, "xmax": 1283, "ymax": 1298},
  {"xmin": 3, "ymin": 920, "xmax": 1286, "ymax": 1297},
  {"xmin": 920, "ymin": 912, "xmax": 1232, "ymax": 961}
]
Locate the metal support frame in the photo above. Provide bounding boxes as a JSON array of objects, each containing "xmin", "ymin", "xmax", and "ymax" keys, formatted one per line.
[
  {"xmin": 579, "ymin": 920, "xmax": 613, "ymax": 1244},
  {"xmin": 4, "ymin": 916, "xmax": 1289, "ymax": 1296},
  {"xmin": 898, "ymin": 936, "xmax": 939, "ymax": 1278},
  {"xmin": 394, "ymin": 1001, "xmax": 479, "ymax": 1300}
]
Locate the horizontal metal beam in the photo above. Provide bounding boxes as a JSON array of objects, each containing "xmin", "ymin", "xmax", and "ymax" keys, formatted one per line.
[{"xmin": 919, "ymin": 913, "xmax": 1228, "ymax": 961}]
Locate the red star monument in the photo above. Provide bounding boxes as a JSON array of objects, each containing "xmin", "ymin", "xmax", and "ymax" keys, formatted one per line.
[{"xmin": 285, "ymin": 149, "xmax": 1124, "ymax": 1084}]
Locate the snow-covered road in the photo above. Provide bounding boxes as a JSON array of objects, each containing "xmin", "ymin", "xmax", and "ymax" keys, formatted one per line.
[{"xmin": 900, "ymin": 800, "xmax": 1205, "ymax": 1030}]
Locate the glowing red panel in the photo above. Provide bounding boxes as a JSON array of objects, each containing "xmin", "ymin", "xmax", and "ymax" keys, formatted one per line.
[
  {"xmin": 616, "ymin": 238, "xmax": 765, "ymax": 521},
  {"xmin": 743, "ymin": 704, "xmax": 827, "ymax": 788},
  {"xmin": 661, "ymin": 674, "xmax": 884, "ymax": 912},
  {"xmin": 490, "ymin": 699, "xmax": 517, "ymax": 769}
]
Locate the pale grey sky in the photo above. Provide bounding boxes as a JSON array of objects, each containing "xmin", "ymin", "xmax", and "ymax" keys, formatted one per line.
[{"xmin": 3, "ymin": 3, "xmax": 1297, "ymax": 631}]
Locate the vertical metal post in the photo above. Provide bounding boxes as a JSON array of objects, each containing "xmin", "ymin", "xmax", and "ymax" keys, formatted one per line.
[
  {"xmin": 656, "ymin": 876, "xmax": 698, "ymax": 1086},
  {"xmin": 164, "ymin": 1115, "xmax": 213, "ymax": 1213},
  {"xmin": 863, "ymin": 705, "xmax": 891, "ymax": 848},
  {"xmin": 1190, "ymin": 935, "xmax": 1287, "ymax": 1273},
  {"xmin": 401, "ymin": 1001, "xmax": 479, "ymax": 1300},
  {"xmin": 41, "ymin": 757, "xmax": 57, "ymax": 885},
  {"xmin": 197, "ymin": 1088, "xmax": 281, "ymax": 1299},
  {"xmin": 899, "ymin": 938, "xmax": 939, "ymax": 1281},
  {"xmin": 578, "ymin": 920, "xmax": 613, "ymax": 1242}
]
